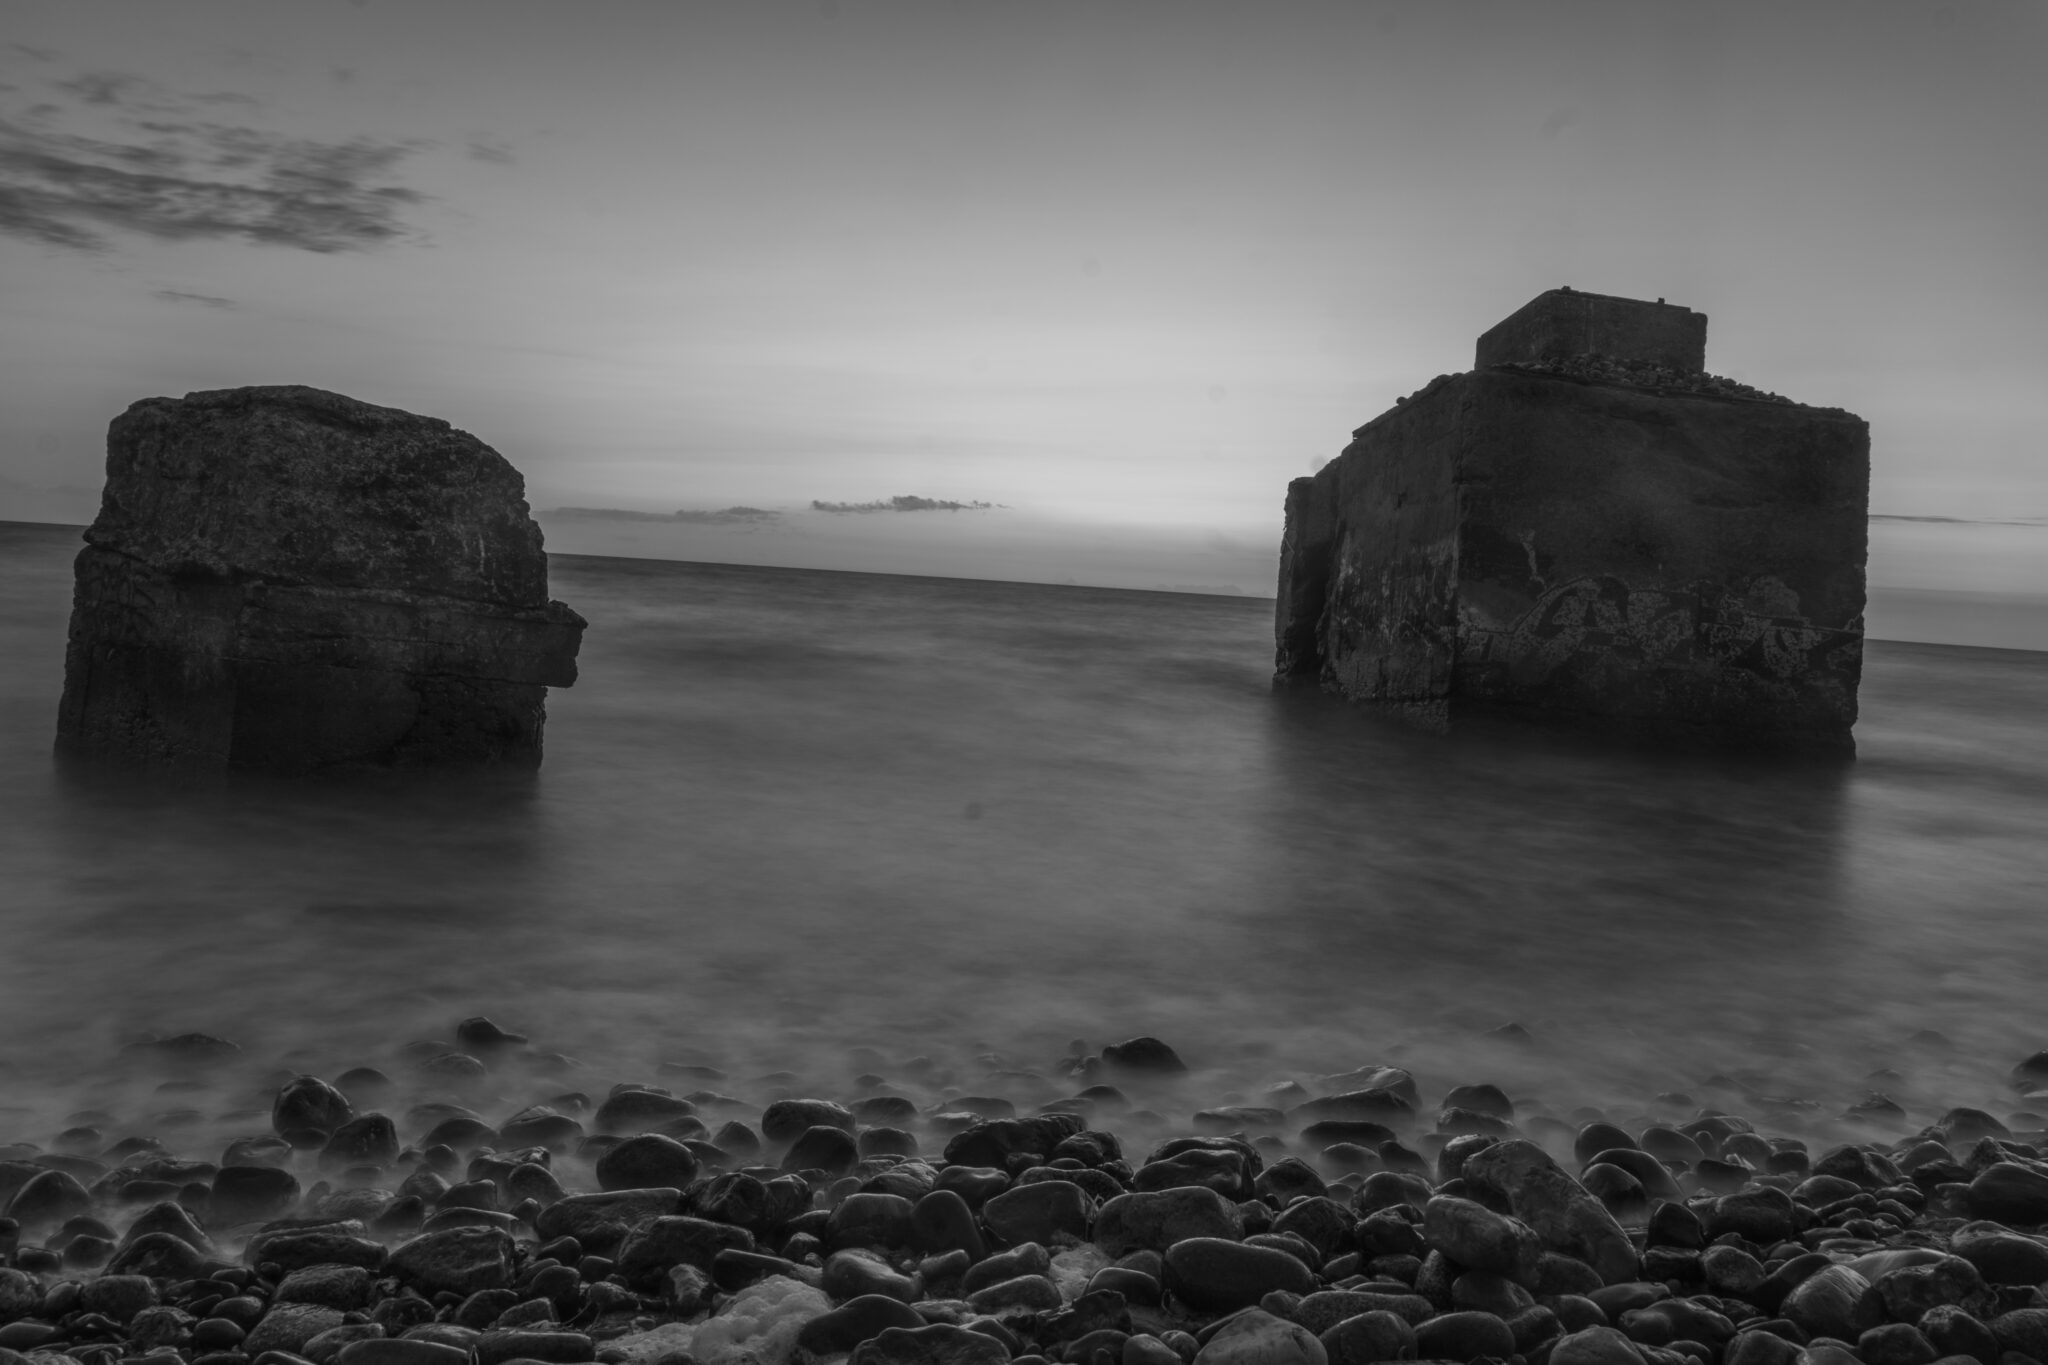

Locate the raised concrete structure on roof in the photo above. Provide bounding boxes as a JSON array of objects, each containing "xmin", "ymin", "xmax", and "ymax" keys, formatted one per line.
[
  {"xmin": 1275, "ymin": 290, "xmax": 1868, "ymax": 751},
  {"xmin": 1475, "ymin": 287, "xmax": 1707, "ymax": 373}
]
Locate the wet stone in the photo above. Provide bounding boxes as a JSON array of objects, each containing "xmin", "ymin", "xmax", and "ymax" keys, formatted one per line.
[
  {"xmin": 964, "ymin": 1272, "xmax": 1064, "ymax": 1315},
  {"xmin": 1551, "ymin": 1324, "xmax": 1650, "ymax": 1365},
  {"xmin": 387, "ymin": 1226, "xmax": 518, "ymax": 1297},
  {"xmin": 1163, "ymin": 1237, "xmax": 1317, "ymax": 1313},
  {"xmin": 848, "ymin": 1322, "xmax": 1011, "ymax": 1365},
  {"xmin": 593, "ymin": 1135, "xmax": 698, "ymax": 1192},
  {"xmin": 913, "ymin": 1189, "xmax": 988, "ymax": 1260},
  {"xmin": 79, "ymin": 1276, "xmax": 157, "ymax": 1324},
  {"xmin": 1966, "ymin": 1164, "xmax": 2048, "ymax": 1225},
  {"xmin": 1193, "ymin": 1310, "xmax": 1326, "ymax": 1365},
  {"xmin": 338, "ymin": 1340, "xmax": 470, "ymax": 1365},
  {"xmin": 798, "ymin": 1295, "xmax": 930, "ymax": 1354},
  {"xmin": 1315, "ymin": 1310, "xmax": 1415, "ymax": 1365},
  {"xmin": 275, "ymin": 1265, "xmax": 374, "ymax": 1312},
  {"xmin": 761, "ymin": 1099, "xmax": 858, "ymax": 1145},
  {"xmin": 1858, "ymin": 1323, "xmax": 1939, "ymax": 1365},
  {"xmin": 320, "ymin": 1116, "xmax": 400, "ymax": 1172},
  {"xmin": 1422, "ymin": 1195, "xmax": 1542, "ymax": 1282},
  {"xmin": 3, "ymin": 1169, "xmax": 91, "ymax": 1229},
  {"xmin": 1783, "ymin": 1265, "xmax": 1882, "ymax": 1341},
  {"xmin": 961, "ymin": 1243, "xmax": 1052, "ymax": 1298},
  {"xmin": 212, "ymin": 1165, "xmax": 303, "ymax": 1226},
  {"xmin": 824, "ymin": 1248, "xmax": 922, "ymax": 1304},
  {"xmin": 473, "ymin": 1330, "xmax": 595, "ymax": 1365},
  {"xmin": 305, "ymin": 1323, "xmax": 386, "ymax": 1365},
  {"xmin": 1414, "ymin": 1309, "xmax": 1516, "ymax": 1361},
  {"xmin": 1951, "ymin": 1224, "xmax": 2048, "ymax": 1284},
  {"xmin": 614, "ymin": 1214, "xmax": 756, "ymax": 1291},
  {"xmin": 246, "ymin": 1304, "xmax": 349, "ymax": 1357},
  {"xmin": 784, "ymin": 1125, "xmax": 861, "ymax": 1176},
  {"xmin": 275, "ymin": 1078, "xmax": 355, "ymax": 1138},
  {"xmin": 1095, "ymin": 1187, "xmax": 1244, "ymax": 1258},
  {"xmin": 984, "ymin": 1179, "xmax": 1093, "ymax": 1247}
]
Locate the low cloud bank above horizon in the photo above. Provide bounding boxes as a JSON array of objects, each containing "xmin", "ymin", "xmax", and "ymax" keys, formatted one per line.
[
  {"xmin": 0, "ymin": 65, "xmax": 430, "ymax": 253},
  {"xmin": 811, "ymin": 496, "xmax": 994, "ymax": 513}
]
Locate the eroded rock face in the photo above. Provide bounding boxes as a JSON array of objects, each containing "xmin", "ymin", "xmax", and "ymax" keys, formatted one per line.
[
  {"xmin": 1275, "ymin": 291, "xmax": 1868, "ymax": 752},
  {"xmin": 58, "ymin": 385, "xmax": 585, "ymax": 772}
]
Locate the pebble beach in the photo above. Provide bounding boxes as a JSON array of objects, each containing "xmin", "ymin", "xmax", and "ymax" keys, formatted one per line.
[{"xmin": 7, "ymin": 1021, "xmax": 2048, "ymax": 1365}]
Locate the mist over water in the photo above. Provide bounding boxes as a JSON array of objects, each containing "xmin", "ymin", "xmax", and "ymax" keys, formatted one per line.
[{"xmin": 3, "ymin": 519, "xmax": 2046, "ymax": 1156}]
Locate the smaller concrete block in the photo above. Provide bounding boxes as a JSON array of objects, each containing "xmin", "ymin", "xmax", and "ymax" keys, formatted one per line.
[{"xmin": 1476, "ymin": 288, "xmax": 1706, "ymax": 373}]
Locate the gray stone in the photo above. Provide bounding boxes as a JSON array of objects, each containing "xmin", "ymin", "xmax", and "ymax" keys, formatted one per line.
[
  {"xmin": 387, "ymin": 1226, "xmax": 518, "ymax": 1296},
  {"xmin": 338, "ymin": 1340, "xmax": 470, "ymax": 1365},
  {"xmin": 474, "ymin": 1330, "xmax": 594, "ymax": 1365},
  {"xmin": 1783, "ymin": 1266, "xmax": 1883, "ymax": 1342},
  {"xmin": 1195, "ymin": 1310, "xmax": 1328, "ymax": 1365},
  {"xmin": 1875, "ymin": 1257, "xmax": 1993, "ymax": 1322},
  {"xmin": 246, "ymin": 1304, "xmax": 348, "ymax": 1357},
  {"xmin": 1549, "ymin": 1325, "xmax": 1647, "ymax": 1365},
  {"xmin": 276, "ymin": 1264, "xmax": 375, "ymax": 1311},
  {"xmin": 304, "ymin": 1324, "xmax": 386, "ymax": 1365},
  {"xmin": 984, "ymin": 1180, "xmax": 1094, "ymax": 1247},
  {"xmin": 1422, "ymin": 1194, "xmax": 1543, "ymax": 1283},
  {"xmin": 964, "ymin": 1273, "xmax": 1063, "ymax": 1315},
  {"xmin": 1459, "ymin": 1139, "xmax": 1639, "ymax": 1285},
  {"xmin": 1413, "ymin": 1310, "xmax": 1516, "ymax": 1362},
  {"xmin": 1966, "ymin": 1164, "xmax": 2048, "ymax": 1225},
  {"xmin": 1295, "ymin": 1292, "xmax": 1434, "ymax": 1333},
  {"xmin": 1163, "ymin": 1237, "xmax": 1316, "ymax": 1313},
  {"xmin": 829, "ymin": 1192, "xmax": 919, "ymax": 1251},
  {"xmin": 1095, "ymin": 1187, "xmax": 1244, "ymax": 1257},
  {"xmin": 614, "ymin": 1215, "xmax": 756, "ymax": 1291},
  {"xmin": 849, "ymin": 1324, "xmax": 1010, "ymax": 1365},
  {"xmin": 594, "ymin": 1135, "xmax": 697, "ymax": 1192},
  {"xmin": 1315, "ymin": 1310, "xmax": 1416, "ymax": 1365},
  {"xmin": 79, "ymin": 1276, "xmax": 157, "ymax": 1323}
]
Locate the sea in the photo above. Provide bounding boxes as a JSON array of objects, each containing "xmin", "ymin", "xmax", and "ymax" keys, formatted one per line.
[{"xmin": 3, "ymin": 517, "xmax": 2046, "ymax": 1148}]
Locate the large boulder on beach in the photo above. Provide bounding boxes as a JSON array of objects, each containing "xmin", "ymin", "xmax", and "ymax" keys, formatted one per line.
[
  {"xmin": 57, "ymin": 385, "xmax": 584, "ymax": 772},
  {"xmin": 1459, "ymin": 1139, "xmax": 1639, "ymax": 1285}
]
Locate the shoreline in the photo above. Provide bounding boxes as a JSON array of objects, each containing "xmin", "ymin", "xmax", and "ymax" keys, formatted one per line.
[{"xmin": 5, "ymin": 1022, "xmax": 2048, "ymax": 1365}]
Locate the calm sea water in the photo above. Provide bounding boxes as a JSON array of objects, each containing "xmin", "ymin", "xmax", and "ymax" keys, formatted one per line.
[{"xmin": 3, "ymin": 518, "xmax": 2046, "ymax": 1148}]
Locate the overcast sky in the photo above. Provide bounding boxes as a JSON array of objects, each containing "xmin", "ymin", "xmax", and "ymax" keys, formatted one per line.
[{"xmin": 2, "ymin": 0, "xmax": 2044, "ymax": 589}]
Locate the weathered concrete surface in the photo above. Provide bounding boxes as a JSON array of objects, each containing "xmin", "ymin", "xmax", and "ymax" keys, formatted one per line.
[
  {"xmin": 58, "ymin": 386, "xmax": 585, "ymax": 772},
  {"xmin": 1277, "ymin": 302, "xmax": 1868, "ymax": 751},
  {"xmin": 1475, "ymin": 288, "xmax": 1706, "ymax": 374}
]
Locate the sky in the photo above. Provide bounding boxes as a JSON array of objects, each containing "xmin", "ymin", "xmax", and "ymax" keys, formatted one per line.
[{"xmin": 1, "ymin": 0, "xmax": 2044, "ymax": 607}]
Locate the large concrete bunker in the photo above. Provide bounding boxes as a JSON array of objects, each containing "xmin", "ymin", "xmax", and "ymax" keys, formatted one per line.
[{"xmin": 1275, "ymin": 288, "xmax": 1869, "ymax": 750}]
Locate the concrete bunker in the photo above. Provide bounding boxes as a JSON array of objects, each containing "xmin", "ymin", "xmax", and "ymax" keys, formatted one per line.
[{"xmin": 1275, "ymin": 288, "xmax": 1869, "ymax": 750}]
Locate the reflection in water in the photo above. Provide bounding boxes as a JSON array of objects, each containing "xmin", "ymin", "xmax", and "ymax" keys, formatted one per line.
[
  {"xmin": 1, "ymin": 520, "xmax": 2045, "ymax": 1149},
  {"xmin": 1240, "ymin": 686, "xmax": 1855, "ymax": 1111}
]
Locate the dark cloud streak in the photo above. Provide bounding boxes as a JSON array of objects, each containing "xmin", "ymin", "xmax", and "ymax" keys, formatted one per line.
[
  {"xmin": 0, "ymin": 71, "xmax": 432, "ymax": 253},
  {"xmin": 151, "ymin": 289, "xmax": 237, "ymax": 309}
]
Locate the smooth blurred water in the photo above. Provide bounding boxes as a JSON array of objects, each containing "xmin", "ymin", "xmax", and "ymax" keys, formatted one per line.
[{"xmin": 3, "ymin": 519, "xmax": 2046, "ymax": 1146}]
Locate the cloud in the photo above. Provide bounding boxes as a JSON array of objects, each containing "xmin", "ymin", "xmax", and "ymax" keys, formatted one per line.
[
  {"xmin": 152, "ymin": 288, "xmax": 237, "ymax": 308},
  {"xmin": 55, "ymin": 71, "xmax": 142, "ymax": 106},
  {"xmin": 1539, "ymin": 106, "xmax": 1580, "ymax": 138},
  {"xmin": 7, "ymin": 44, "xmax": 58, "ymax": 64},
  {"xmin": 0, "ymin": 72, "xmax": 432, "ymax": 253},
  {"xmin": 466, "ymin": 136, "xmax": 514, "ymax": 165},
  {"xmin": 812, "ymin": 496, "xmax": 994, "ymax": 513}
]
